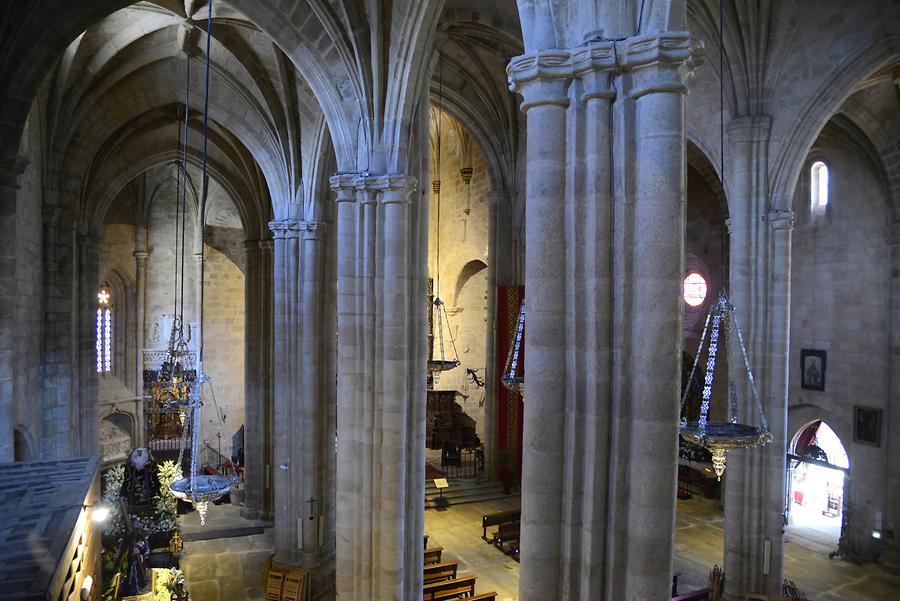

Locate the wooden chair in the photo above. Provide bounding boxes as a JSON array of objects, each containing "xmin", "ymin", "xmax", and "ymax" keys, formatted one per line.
[
  {"xmin": 282, "ymin": 570, "xmax": 309, "ymax": 601},
  {"xmin": 423, "ymin": 575, "xmax": 478, "ymax": 601},
  {"xmin": 424, "ymin": 547, "xmax": 444, "ymax": 565},
  {"xmin": 423, "ymin": 560, "xmax": 459, "ymax": 584},
  {"xmin": 265, "ymin": 570, "xmax": 285, "ymax": 601}
]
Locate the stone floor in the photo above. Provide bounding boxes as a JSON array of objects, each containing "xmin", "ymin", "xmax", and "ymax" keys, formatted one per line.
[{"xmin": 177, "ymin": 496, "xmax": 900, "ymax": 601}]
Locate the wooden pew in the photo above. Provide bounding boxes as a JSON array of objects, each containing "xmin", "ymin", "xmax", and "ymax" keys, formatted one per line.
[
  {"xmin": 423, "ymin": 575, "xmax": 477, "ymax": 601},
  {"xmin": 469, "ymin": 593, "xmax": 498, "ymax": 601},
  {"xmin": 672, "ymin": 588, "xmax": 710, "ymax": 601},
  {"xmin": 424, "ymin": 547, "xmax": 444, "ymax": 565},
  {"xmin": 482, "ymin": 509, "xmax": 520, "ymax": 541},
  {"xmin": 423, "ymin": 560, "xmax": 459, "ymax": 584},
  {"xmin": 492, "ymin": 521, "xmax": 520, "ymax": 552}
]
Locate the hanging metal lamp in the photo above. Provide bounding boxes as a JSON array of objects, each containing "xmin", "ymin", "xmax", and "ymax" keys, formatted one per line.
[
  {"xmin": 501, "ymin": 300, "xmax": 524, "ymax": 396},
  {"xmin": 677, "ymin": 0, "xmax": 772, "ymax": 480},
  {"xmin": 679, "ymin": 295, "xmax": 772, "ymax": 480},
  {"xmin": 426, "ymin": 88, "xmax": 460, "ymax": 377},
  {"xmin": 168, "ymin": 0, "xmax": 234, "ymax": 524}
]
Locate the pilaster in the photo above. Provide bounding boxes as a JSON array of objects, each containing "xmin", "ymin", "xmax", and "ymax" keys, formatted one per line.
[
  {"xmin": 241, "ymin": 239, "xmax": 263, "ymax": 521},
  {"xmin": 0, "ymin": 154, "xmax": 28, "ymax": 463},
  {"xmin": 883, "ymin": 221, "xmax": 900, "ymax": 572}
]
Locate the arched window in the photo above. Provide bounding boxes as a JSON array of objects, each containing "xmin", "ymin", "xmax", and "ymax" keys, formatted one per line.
[
  {"xmin": 810, "ymin": 161, "xmax": 829, "ymax": 212},
  {"xmin": 97, "ymin": 288, "xmax": 112, "ymax": 374}
]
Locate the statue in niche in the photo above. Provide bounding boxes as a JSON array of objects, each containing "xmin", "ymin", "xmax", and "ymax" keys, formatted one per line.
[{"xmin": 121, "ymin": 447, "xmax": 160, "ymax": 510}]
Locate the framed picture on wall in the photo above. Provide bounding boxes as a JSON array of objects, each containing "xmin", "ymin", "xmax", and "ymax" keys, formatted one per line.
[
  {"xmin": 800, "ymin": 349, "xmax": 826, "ymax": 391},
  {"xmin": 854, "ymin": 406, "xmax": 882, "ymax": 447}
]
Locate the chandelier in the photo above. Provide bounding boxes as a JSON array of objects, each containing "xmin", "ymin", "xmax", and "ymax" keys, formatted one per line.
[
  {"xmin": 426, "ymin": 82, "xmax": 460, "ymax": 378},
  {"xmin": 677, "ymin": 0, "xmax": 773, "ymax": 480},
  {"xmin": 679, "ymin": 296, "xmax": 772, "ymax": 480}
]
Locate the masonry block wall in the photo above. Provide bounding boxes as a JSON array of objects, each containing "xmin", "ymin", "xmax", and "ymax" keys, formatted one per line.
[
  {"xmin": 99, "ymin": 171, "xmax": 246, "ymax": 461},
  {"xmin": 428, "ymin": 110, "xmax": 490, "ymax": 439},
  {"xmin": 11, "ymin": 110, "xmax": 45, "ymax": 460},
  {"xmin": 789, "ymin": 125, "xmax": 892, "ymax": 561}
]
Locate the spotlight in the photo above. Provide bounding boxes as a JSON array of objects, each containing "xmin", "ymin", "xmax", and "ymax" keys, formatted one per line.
[{"xmin": 91, "ymin": 504, "xmax": 111, "ymax": 523}]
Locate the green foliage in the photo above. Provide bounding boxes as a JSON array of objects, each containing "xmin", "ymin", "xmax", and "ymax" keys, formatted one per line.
[{"xmin": 152, "ymin": 460, "xmax": 182, "ymax": 534}]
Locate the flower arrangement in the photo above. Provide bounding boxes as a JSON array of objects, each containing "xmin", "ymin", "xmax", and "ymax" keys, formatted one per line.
[{"xmin": 101, "ymin": 464, "xmax": 126, "ymax": 537}]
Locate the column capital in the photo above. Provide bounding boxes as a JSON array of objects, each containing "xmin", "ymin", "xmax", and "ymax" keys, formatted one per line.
[
  {"xmin": 767, "ymin": 209, "xmax": 795, "ymax": 231},
  {"xmin": 330, "ymin": 173, "xmax": 358, "ymax": 203},
  {"xmin": 242, "ymin": 239, "xmax": 262, "ymax": 254},
  {"xmin": 301, "ymin": 221, "xmax": 328, "ymax": 240},
  {"xmin": 507, "ymin": 49, "xmax": 573, "ymax": 111},
  {"xmin": 133, "ymin": 251, "xmax": 149, "ymax": 261},
  {"xmin": 259, "ymin": 239, "xmax": 274, "ymax": 253},
  {"xmin": 268, "ymin": 218, "xmax": 303, "ymax": 239},
  {"xmin": 0, "ymin": 154, "xmax": 29, "ymax": 190},
  {"xmin": 357, "ymin": 174, "xmax": 417, "ymax": 204},
  {"xmin": 619, "ymin": 32, "xmax": 700, "ymax": 99},
  {"xmin": 728, "ymin": 115, "xmax": 773, "ymax": 144},
  {"xmin": 572, "ymin": 40, "xmax": 617, "ymax": 102}
]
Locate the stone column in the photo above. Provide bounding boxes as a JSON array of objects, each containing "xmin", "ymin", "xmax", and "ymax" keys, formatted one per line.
[
  {"xmin": 299, "ymin": 221, "xmax": 327, "ymax": 568},
  {"xmin": 331, "ymin": 174, "xmax": 423, "ymax": 601},
  {"xmin": 609, "ymin": 33, "xmax": 694, "ymax": 600},
  {"xmin": 0, "ymin": 154, "xmax": 28, "ymax": 462},
  {"xmin": 259, "ymin": 239, "xmax": 275, "ymax": 520},
  {"xmin": 242, "ymin": 239, "xmax": 263, "ymax": 520},
  {"xmin": 508, "ymin": 49, "xmax": 573, "ymax": 601},
  {"xmin": 885, "ymin": 221, "xmax": 900, "ymax": 572},
  {"xmin": 268, "ymin": 218, "xmax": 303, "ymax": 561},
  {"xmin": 723, "ymin": 116, "xmax": 786, "ymax": 600},
  {"xmin": 483, "ymin": 189, "xmax": 502, "ymax": 480},
  {"xmin": 133, "ymin": 217, "xmax": 148, "ymax": 447},
  {"xmin": 568, "ymin": 40, "xmax": 616, "ymax": 598}
]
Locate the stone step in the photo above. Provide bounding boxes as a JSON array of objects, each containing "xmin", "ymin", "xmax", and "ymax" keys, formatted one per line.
[{"xmin": 423, "ymin": 479, "xmax": 518, "ymax": 509}]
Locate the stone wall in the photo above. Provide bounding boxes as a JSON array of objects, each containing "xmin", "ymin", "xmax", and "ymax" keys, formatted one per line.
[
  {"xmin": 789, "ymin": 125, "xmax": 891, "ymax": 561},
  {"xmin": 98, "ymin": 169, "xmax": 246, "ymax": 461},
  {"xmin": 12, "ymin": 109, "xmax": 45, "ymax": 458},
  {"xmin": 428, "ymin": 110, "xmax": 490, "ymax": 440}
]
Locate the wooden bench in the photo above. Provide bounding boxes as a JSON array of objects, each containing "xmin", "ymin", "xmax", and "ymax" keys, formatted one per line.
[
  {"xmin": 423, "ymin": 560, "xmax": 459, "ymax": 584},
  {"xmin": 672, "ymin": 588, "xmax": 710, "ymax": 601},
  {"xmin": 482, "ymin": 509, "xmax": 520, "ymax": 541},
  {"xmin": 469, "ymin": 593, "xmax": 498, "ymax": 601},
  {"xmin": 423, "ymin": 575, "xmax": 477, "ymax": 601},
  {"xmin": 492, "ymin": 521, "xmax": 520, "ymax": 552},
  {"xmin": 424, "ymin": 547, "xmax": 444, "ymax": 565}
]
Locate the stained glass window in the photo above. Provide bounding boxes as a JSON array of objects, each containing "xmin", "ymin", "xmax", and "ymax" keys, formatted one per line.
[{"xmin": 97, "ymin": 288, "xmax": 112, "ymax": 373}]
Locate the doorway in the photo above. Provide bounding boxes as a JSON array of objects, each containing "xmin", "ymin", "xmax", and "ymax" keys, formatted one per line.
[{"xmin": 786, "ymin": 420, "xmax": 849, "ymax": 542}]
